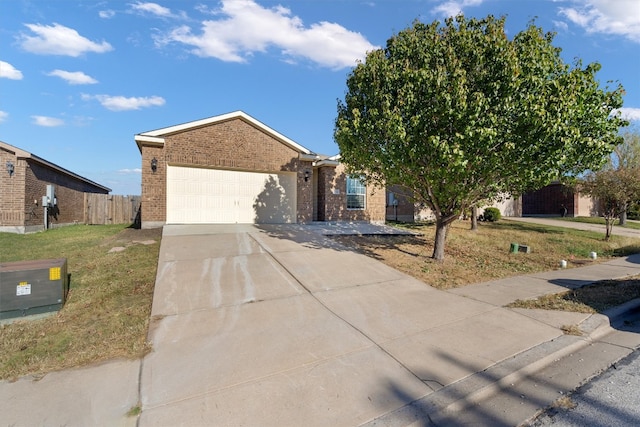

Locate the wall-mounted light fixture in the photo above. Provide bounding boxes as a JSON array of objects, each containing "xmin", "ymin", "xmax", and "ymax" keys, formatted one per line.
[
  {"xmin": 6, "ymin": 161, "xmax": 14, "ymax": 177},
  {"xmin": 151, "ymin": 157, "xmax": 158, "ymax": 173},
  {"xmin": 304, "ymin": 169, "xmax": 310, "ymax": 182}
]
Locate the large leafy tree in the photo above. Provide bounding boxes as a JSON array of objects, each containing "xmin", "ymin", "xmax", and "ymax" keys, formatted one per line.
[{"xmin": 335, "ymin": 15, "xmax": 626, "ymax": 260}]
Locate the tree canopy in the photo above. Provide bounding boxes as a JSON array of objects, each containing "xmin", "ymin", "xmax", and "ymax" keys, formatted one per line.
[
  {"xmin": 334, "ymin": 15, "xmax": 627, "ymax": 260},
  {"xmin": 580, "ymin": 128, "xmax": 640, "ymax": 237},
  {"xmin": 580, "ymin": 168, "xmax": 640, "ymax": 240}
]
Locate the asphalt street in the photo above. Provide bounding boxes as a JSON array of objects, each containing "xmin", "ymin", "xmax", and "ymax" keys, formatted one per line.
[{"xmin": 529, "ymin": 307, "xmax": 640, "ymax": 427}]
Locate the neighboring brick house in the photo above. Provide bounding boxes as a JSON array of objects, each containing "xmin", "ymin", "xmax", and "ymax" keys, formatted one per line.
[
  {"xmin": 135, "ymin": 111, "xmax": 385, "ymax": 229},
  {"xmin": 385, "ymin": 180, "xmax": 601, "ymax": 222},
  {"xmin": 385, "ymin": 185, "xmax": 522, "ymax": 222},
  {"xmin": 0, "ymin": 141, "xmax": 111, "ymax": 233},
  {"xmin": 522, "ymin": 182, "xmax": 595, "ymax": 217}
]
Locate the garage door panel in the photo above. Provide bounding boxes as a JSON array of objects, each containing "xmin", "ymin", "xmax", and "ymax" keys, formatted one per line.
[{"xmin": 166, "ymin": 166, "xmax": 296, "ymax": 224}]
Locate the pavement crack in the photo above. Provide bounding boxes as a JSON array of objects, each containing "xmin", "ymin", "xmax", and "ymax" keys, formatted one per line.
[{"xmin": 246, "ymin": 233, "xmax": 428, "ymax": 388}]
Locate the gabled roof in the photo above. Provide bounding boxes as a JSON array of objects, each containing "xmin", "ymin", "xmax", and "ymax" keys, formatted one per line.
[
  {"xmin": 135, "ymin": 110, "xmax": 315, "ymax": 156},
  {"xmin": 0, "ymin": 141, "xmax": 112, "ymax": 192}
]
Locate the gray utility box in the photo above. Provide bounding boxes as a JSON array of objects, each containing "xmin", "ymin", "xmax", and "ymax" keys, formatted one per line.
[{"xmin": 0, "ymin": 258, "xmax": 68, "ymax": 320}]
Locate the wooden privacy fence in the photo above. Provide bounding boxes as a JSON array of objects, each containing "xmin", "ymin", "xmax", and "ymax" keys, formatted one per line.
[{"xmin": 85, "ymin": 194, "xmax": 141, "ymax": 225}]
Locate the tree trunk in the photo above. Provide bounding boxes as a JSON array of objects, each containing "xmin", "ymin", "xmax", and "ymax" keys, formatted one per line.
[
  {"xmin": 471, "ymin": 206, "xmax": 478, "ymax": 231},
  {"xmin": 619, "ymin": 208, "xmax": 627, "ymax": 226},
  {"xmin": 432, "ymin": 219, "xmax": 450, "ymax": 261},
  {"xmin": 605, "ymin": 217, "xmax": 614, "ymax": 241}
]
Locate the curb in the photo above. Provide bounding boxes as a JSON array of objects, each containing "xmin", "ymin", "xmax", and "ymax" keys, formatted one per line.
[{"xmin": 362, "ymin": 298, "xmax": 640, "ymax": 427}]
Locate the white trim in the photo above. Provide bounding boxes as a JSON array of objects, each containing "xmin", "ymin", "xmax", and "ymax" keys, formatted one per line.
[
  {"xmin": 137, "ymin": 111, "xmax": 312, "ymax": 155},
  {"xmin": 135, "ymin": 135, "xmax": 165, "ymax": 144},
  {"xmin": 134, "ymin": 135, "xmax": 165, "ymax": 152},
  {"xmin": 313, "ymin": 159, "xmax": 339, "ymax": 167},
  {"xmin": 300, "ymin": 153, "xmax": 321, "ymax": 161},
  {"xmin": 346, "ymin": 175, "xmax": 366, "ymax": 210}
]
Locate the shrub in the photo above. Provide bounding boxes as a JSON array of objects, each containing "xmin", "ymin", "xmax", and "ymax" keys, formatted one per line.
[
  {"xmin": 627, "ymin": 203, "xmax": 640, "ymax": 220},
  {"xmin": 482, "ymin": 207, "xmax": 502, "ymax": 222}
]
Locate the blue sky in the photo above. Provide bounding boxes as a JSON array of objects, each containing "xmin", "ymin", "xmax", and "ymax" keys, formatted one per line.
[{"xmin": 1, "ymin": 0, "xmax": 639, "ymax": 195}]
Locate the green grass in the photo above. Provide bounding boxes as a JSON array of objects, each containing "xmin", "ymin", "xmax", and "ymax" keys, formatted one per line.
[{"xmin": 0, "ymin": 225, "xmax": 160, "ymax": 380}]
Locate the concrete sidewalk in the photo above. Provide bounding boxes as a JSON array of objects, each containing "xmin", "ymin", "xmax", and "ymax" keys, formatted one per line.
[
  {"xmin": 2, "ymin": 222, "xmax": 640, "ymax": 426},
  {"xmin": 506, "ymin": 216, "xmax": 640, "ymax": 239}
]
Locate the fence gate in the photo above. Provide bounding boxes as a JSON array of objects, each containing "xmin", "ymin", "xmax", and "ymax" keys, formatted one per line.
[{"xmin": 84, "ymin": 194, "xmax": 141, "ymax": 225}]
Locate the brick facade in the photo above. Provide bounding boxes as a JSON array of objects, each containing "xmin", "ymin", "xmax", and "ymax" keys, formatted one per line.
[
  {"xmin": 315, "ymin": 163, "xmax": 385, "ymax": 223},
  {"xmin": 140, "ymin": 145, "xmax": 166, "ymax": 227},
  {"xmin": 0, "ymin": 142, "xmax": 110, "ymax": 233},
  {"xmin": 138, "ymin": 115, "xmax": 314, "ymax": 228},
  {"xmin": 136, "ymin": 112, "xmax": 385, "ymax": 227},
  {"xmin": 0, "ymin": 148, "xmax": 26, "ymax": 229}
]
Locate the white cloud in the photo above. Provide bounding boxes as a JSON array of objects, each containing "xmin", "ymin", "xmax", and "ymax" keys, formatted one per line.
[
  {"xmin": 431, "ymin": 0, "xmax": 484, "ymax": 17},
  {"xmin": 552, "ymin": 20, "xmax": 569, "ymax": 32},
  {"xmin": 47, "ymin": 69, "xmax": 98, "ymax": 85},
  {"xmin": 155, "ymin": 0, "xmax": 377, "ymax": 69},
  {"xmin": 559, "ymin": 0, "xmax": 640, "ymax": 43},
  {"xmin": 0, "ymin": 60, "xmax": 23, "ymax": 79},
  {"xmin": 0, "ymin": 111, "xmax": 8, "ymax": 123},
  {"xmin": 615, "ymin": 107, "xmax": 640, "ymax": 122},
  {"xmin": 99, "ymin": 10, "xmax": 116, "ymax": 19},
  {"xmin": 18, "ymin": 23, "xmax": 113, "ymax": 56},
  {"xmin": 82, "ymin": 94, "xmax": 166, "ymax": 111},
  {"xmin": 129, "ymin": 1, "xmax": 186, "ymax": 19},
  {"xmin": 130, "ymin": 1, "xmax": 172, "ymax": 17},
  {"xmin": 32, "ymin": 115, "xmax": 64, "ymax": 127},
  {"xmin": 118, "ymin": 168, "xmax": 142, "ymax": 174}
]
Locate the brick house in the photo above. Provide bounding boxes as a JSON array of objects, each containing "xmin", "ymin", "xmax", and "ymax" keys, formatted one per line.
[
  {"xmin": 385, "ymin": 185, "xmax": 522, "ymax": 222},
  {"xmin": 135, "ymin": 111, "xmax": 385, "ymax": 229},
  {"xmin": 0, "ymin": 141, "xmax": 111, "ymax": 233},
  {"xmin": 522, "ymin": 182, "xmax": 595, "ymax": 217},
  {"xmin": 385, "ymin": 181, "xmax": 599, "ymax": 222}
]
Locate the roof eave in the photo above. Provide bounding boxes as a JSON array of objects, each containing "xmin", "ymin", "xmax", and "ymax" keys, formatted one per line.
[
  {"xmin": 135, "ymin": 135, "xmax": 166, "ymax": 152},
  {"xmin": 137, "ymin": 111, "xmax": 313, "ymax": 155},
  {"xmin": 2, "ymin": 141, "xmax": 111, "ymax": 193}
]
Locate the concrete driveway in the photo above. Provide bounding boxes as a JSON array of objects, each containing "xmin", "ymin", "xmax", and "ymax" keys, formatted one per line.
[{"xmin": 138, "ymin": 224, "xmax": 578, "ymax": 426}]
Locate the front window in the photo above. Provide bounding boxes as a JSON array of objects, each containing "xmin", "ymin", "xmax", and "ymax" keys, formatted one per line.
[{"xmin": 346, "ymin": 175, "xmax": 366, "ymax": 210}]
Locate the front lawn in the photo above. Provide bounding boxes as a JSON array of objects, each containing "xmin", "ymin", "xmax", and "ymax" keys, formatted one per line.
[
  {"xmin": 333, "ymin": 219, "xmax": 640, "ymax": 289},
  {"xmin": 0, "ymin": 225, "xmax": 161, "ymax": 380}
]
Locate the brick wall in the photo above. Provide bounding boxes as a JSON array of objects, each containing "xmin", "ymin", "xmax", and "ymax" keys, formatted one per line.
[
  {"xmin": 140, "ymin": 145, "xmax": 166, "ymax": 226},
  {"xmin": 25, "ymin": 160, "xmax": 109, "ymax": 228},
  {"xmin": 0, "ymin": 149, "xmax": 25, "ymax": 227},
  {"xmin": 138, "ymin": 116, "xmax": 391, "ymax": 226},
  {"xmin": 315, "ymin": 167, "xmax": 330, "ymax": 221},
  {"xmin": 139, "ymin": 117, "xmax": 314, "ymax": 226},
  {"xmin": 316, "ymin": 163, "xmax": 385, "ymax": 223}
]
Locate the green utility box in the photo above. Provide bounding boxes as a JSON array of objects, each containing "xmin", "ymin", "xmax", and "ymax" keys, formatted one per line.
[{"xmin": 0, "ymin": 258, "xmax": 68, "ymax": 320}]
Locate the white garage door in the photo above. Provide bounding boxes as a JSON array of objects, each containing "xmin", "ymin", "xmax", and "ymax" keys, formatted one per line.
[{"xmin": 166, "ymin": 166, "xmax": 297, "ymax": 224}]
